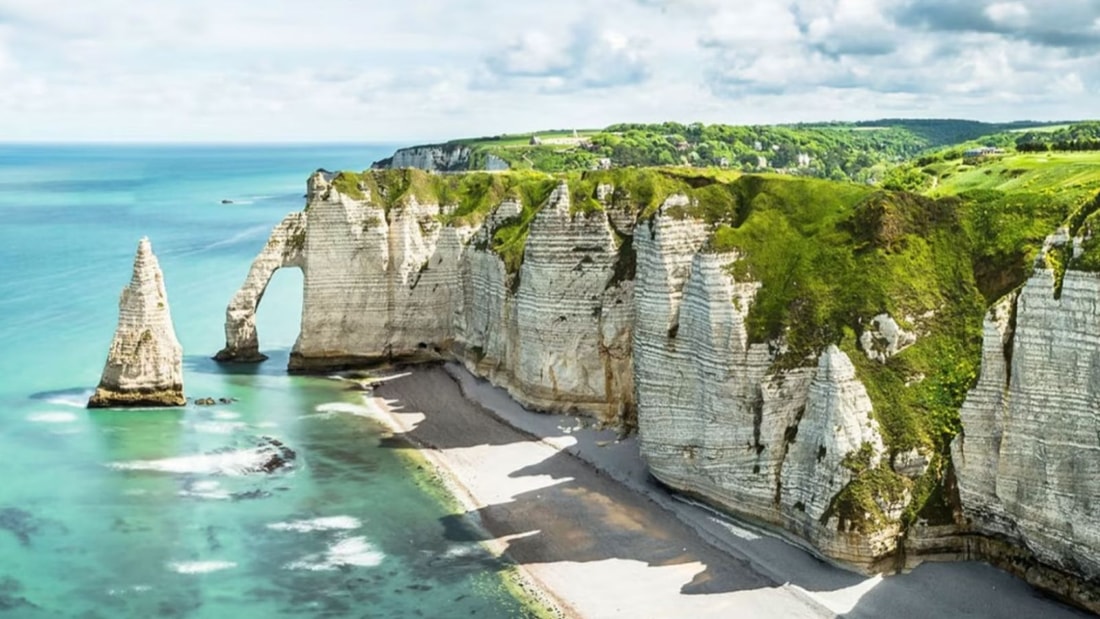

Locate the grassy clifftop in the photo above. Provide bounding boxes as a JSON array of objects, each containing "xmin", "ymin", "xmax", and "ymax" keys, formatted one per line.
[{"xmin": 326, "ymin": 164, "xmax": 1095, "ymax": 530}]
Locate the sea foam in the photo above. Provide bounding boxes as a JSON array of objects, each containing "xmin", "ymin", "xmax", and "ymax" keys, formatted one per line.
[
  {"xmin": 167, "ymin": 561, "xmax": 237, "ymax": 574},
  {"xmin": 267, "ymin": 516, "xmax": 362, "ymax": 533},
  {"xmin": 44, "ymin": 391, "xmax": 94, "ymax": 408},
  {"xmin": 285, "ymin": 536, "xmax": 384, "ymax": 571},
  {"xmin": 109, "ymin": 447, "xmax": 277, "ymax": 476},
  {"xmin": 314, "ymin": 402, "xmax": 370, "ymax": 417},
  {"xmin": 27, "ymin": 411, "xmax": 78, "ymax": 424}
]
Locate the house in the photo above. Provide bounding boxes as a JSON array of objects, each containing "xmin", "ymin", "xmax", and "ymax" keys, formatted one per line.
[{"xmin": 964, "ymin": 147, "xmax": 1004, "ymax": 159}]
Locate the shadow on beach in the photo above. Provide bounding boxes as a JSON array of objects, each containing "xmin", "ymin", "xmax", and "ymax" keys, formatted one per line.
[
  {"xmin": 369, "ymin": 364, "xmax": 1094, "ymax": 619},
  {"xmin": 371, "ymin": 366, "xmax": 812, "ymax": 599}
]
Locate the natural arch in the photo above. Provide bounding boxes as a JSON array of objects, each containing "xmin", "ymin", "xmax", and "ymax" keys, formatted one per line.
[{"xmin": 214, "ymin": 211, "xmax": 306, "ymax": 363}]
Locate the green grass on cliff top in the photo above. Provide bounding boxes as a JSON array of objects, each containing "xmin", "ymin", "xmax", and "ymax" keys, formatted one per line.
[
  {"xmin": 927, "ymin": 151, "xmax": 1100, "ymax": 203},
  {"xmin": 325, "ymin": 168, "xmax": 1081, "ymax": 449},
  {"xmin": 327, "ymin": 164, "xmax": 1097, "ymax": 532}
]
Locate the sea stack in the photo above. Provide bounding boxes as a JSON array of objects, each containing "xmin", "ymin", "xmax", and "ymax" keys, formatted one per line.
[{"xmin": 88, "ymin": 237, "xmax": 185, "ymax": 408}]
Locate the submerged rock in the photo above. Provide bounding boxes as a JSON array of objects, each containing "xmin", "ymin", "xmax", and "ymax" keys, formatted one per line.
[
  {"xmin": 253, "ymin": 437, "xmax": 296, "ymax": 474},
  {"xmin": 88, "ymin": 238, "xmax": 185, "ymax": 408}
]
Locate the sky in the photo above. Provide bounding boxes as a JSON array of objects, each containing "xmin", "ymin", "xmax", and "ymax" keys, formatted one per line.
[{"xmin": 0, "ymin": 0, "xmax": 1097, "ymax": 142}]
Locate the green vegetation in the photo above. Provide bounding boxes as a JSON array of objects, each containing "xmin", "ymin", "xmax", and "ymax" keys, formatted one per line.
[
  {"xmin": 826, "ymin": 450, "xmax": 910, "ymax": 534},
  {"xmin": 377, "ymin": 119, "xmax": 1066, "ymax": 183},
  {"xmin": 332, "ymin": 139, "xmax": 1100, "ymax": 536},
  {"xmin": 1014, "ymin": 121, "xmax": 1100, "ymax": 152}
]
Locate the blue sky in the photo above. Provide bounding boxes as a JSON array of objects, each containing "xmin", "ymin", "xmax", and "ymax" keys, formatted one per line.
[{"xmin": 0, "ymin": 0, "xmax": 1096, "ymax": 142}]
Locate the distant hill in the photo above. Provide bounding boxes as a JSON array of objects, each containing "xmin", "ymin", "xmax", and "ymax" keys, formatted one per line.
[{"xmin": 372, "ymin": 119, "xmax": 1073, "ymax": 183}]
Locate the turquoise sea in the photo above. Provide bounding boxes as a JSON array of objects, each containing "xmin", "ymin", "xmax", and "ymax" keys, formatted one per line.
[{"xmin": 0, "ymin": 145, "xmax": 533, "ymax": 617}]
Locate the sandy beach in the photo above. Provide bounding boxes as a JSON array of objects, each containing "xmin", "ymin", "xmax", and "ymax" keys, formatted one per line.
[{"xmin": 362, "ymin": 363, "xmax": 1090, "ymax": 619}]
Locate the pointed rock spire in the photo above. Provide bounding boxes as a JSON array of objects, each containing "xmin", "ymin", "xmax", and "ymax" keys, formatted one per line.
[{"xmin": 88, "ymin": 237, "xmax": 185, "ymax": 408}]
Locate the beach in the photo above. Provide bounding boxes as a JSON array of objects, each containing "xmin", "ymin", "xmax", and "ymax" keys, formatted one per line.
[{"xmin": 365, "ymin": 363, "xmax": 1092, "ymax": 619}]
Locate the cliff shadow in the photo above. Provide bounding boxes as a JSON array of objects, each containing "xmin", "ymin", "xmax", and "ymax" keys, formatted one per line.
[
  {"xmin": 839, "ymin": 560, "xmax": 1093, "ymax": 619},
  {"xmin": 371, "ymin": 366, "xmax": 789, "ymax": 597},
  {"xmin": 373, "ymin": 367, "xmax": 1098, "ymax": 617}
]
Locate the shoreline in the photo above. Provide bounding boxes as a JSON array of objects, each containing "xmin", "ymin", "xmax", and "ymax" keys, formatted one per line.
[
  {"xmin": 355, "ymin": 371, "xmax": 573, "ymax": 619},
  {"xmin": 357, "ymin": 365, "xmax": 829, "ymax": 618},
  {"xmin": 356, "ymin": 363, "xmax": 1090, "ymax": 619}
]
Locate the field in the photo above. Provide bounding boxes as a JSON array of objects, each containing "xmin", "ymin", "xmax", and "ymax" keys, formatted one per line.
[
  {"xmin": 926, "ymin": 151, "xmax": 1100, "ymax": 206},
  {"xmin": 449, "ymin": 129, "xmax": 602, "ymax": 148}
]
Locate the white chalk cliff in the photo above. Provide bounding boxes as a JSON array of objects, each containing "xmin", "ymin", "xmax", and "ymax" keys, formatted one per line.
[
  {"xmin": 952, "ymin": 267, "xmax": 1100, "ymax": 610},
  {"xmin": 89, "ymin": 237, "xmax": 184, "ymax": 408},
  {"xmin": 217, "ymin": 171, "xmax": 1100, "ymax": 611}
]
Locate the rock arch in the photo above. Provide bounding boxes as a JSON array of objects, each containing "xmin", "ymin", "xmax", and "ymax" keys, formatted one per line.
[{"xmin": 214, "ymin": 212, "xmax": 306, "ymax": 362}]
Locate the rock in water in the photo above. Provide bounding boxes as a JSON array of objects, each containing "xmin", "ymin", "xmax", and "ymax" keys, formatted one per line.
[{"xmin": 87, "ymin": 238, "xmax": 185, "ymax": 408}]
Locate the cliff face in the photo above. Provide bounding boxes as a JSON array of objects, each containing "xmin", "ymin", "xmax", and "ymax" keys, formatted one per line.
[
  {"xmin": 215, "ymin": 211, "xmax": 306, "ymax": 362},
  {"xmin": 219, "ymin": 173, "xmax": 906, "ymax": 567},
  {"xmin": 372, "ymin": 145, "xmax": 473, "ymax": 172},
  {"xmin": 633, "ymin": 211, "xmax": 895, "ymax": 568},
  {"xmin": 953, "ymin": 268, "xmax": 1100, "ymax": 607},
  {"xmin": 89, "ymin": 238, "xmax": 184, "ymax": 408},
  {"xmin": 217, "ymin": 168, "xmax": 1100, "ymax": 609},
  {"xmin": 220, "ymin": 173, "xmax": 632, "ymax": 424}
]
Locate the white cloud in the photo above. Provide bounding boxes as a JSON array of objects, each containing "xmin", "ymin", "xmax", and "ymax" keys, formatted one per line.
[
  {"xmin": 985, "ymin": 2, "xmax": 1030, "ymax": 27},
  {"xmin": 0, "ymin": 0, "xmax": 1093, "ymax": 141},
  {"xmin": 480, "ymin": 22, "xmax": 651, "ymax": 92}
]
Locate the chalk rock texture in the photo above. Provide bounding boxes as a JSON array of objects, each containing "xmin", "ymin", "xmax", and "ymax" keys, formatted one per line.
[
  {"xmin": 632, "ymin": 207, "xmax": 895, "ymax": 570},
  {"xmin": 88, "ymin": 238, "xmax": 184, "ymax": 408},
  {"xmin": 221, "ymin": 178, "xmax": 632, "ymax": 424},
  {"xmin": 215, "ymin": 211, "xmax": 306, "ymax": 362},
  {"xmin": 859, "ymin": 313, "xmax": 916, "ymax": 363},
  {"xmin": 374, "ymin": 145, "xmax": 473, "ymax": 172},
  {"xmin": 953, "ymin": 269, "xmax": 1100, "ymax": 591},
  {"xmin": 218, "ymin": 170, "xmax": 1100, "ymax": 602}
]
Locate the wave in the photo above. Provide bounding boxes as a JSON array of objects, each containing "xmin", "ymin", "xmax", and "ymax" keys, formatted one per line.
[
  {"xmin": 30, "ymin": 389, "xmax": 94, "ymax": 408},
  {"xmin": 26, "ymin": 411, "xmax": 78, "ymax": 424},
  {"xmin": 108, "ymin": 438, "xmax": 295, "ymax": 476},
  {"xmin": 267, "ymin": 516, "xmax": 362, "ymax": 533},
  {"xmin": 178, "ymin": 480, "xmax": 231, "ymax": 501},
  {"xmin": 311, "ymin": 402, "xmax": 370, "ymax": 417},
  {"xmin": 167, "ymin": 561, "xmax": 237, "ymax": 574},
  {"xmin": 198, "ymin": 223, "xmax": 273, "ymax": 252},
  {"xmin": 107, "ymin": 585, "xmax": 152, "ymax": 596},
  {"xmin": 192, "ymin": 421, "xmax": 247, "ymax": 435},
  {"xmin": 284, "ymin": 536, "xmax": 384, "ymax": 571}
]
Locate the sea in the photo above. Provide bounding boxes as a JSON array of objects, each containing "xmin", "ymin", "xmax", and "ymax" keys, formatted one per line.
[{"xmin": 0, "ymin": 144, "xmax": 536, "ymax": 618}]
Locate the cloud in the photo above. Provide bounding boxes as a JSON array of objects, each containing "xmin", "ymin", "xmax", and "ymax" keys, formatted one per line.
[
  {"xmin": 793, "ymin": 0, "xmax": 901, "ymax": 57},
  {"xmin": 893, "ymin": 0, "xmax": 1100, "ymax": 49},
  {"xmin": 666, "ymin": 0, "xmax": 1099, "ymax": 115},
  {"xmin": 0, "ymin": 0, "xmax": 1094, "ymax": 141},
  {"xmin": 479, "ymin": 22, "xmax": 651, "ymax": 92}
]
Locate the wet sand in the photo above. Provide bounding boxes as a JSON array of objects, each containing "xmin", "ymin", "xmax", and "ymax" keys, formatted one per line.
[{"xmin": 363, "ymin": 364, "xmax": 1091, "ymax": 619}]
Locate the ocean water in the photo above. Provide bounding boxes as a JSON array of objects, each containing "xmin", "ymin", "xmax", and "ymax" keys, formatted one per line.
[{"xmin": 0, "ymin": 145, "xmax": 533, "ymax": 617}]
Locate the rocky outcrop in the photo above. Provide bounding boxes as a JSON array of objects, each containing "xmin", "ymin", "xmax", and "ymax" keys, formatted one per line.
[
  {"xmin": 372, "ymin": 145, "xmax": 473, "ymax": 172},
  {"xmin": 632, "ymin": 210, "xmax": 896, "ymax": 569},
  {"xmin": 220, "ymin": 176, "xmax": 632, "ymax": 424},
  {"xmin": 215, "ymin": 211, "xmax": 306, "ymax": 362},
  {"xmin": 952, "ymin": 268, "xmax": 1100, "ymax": 609},
  {"xmin": 459, "ymin": 184, "xmax": 634, "ymax": 423},
  {"xmin": 88, "ymin": 238, "xmax": 184, "ymax": 408},
  {"xmin": 859, "ymin": 313, "xmax": 916, "ymax": 363}
]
